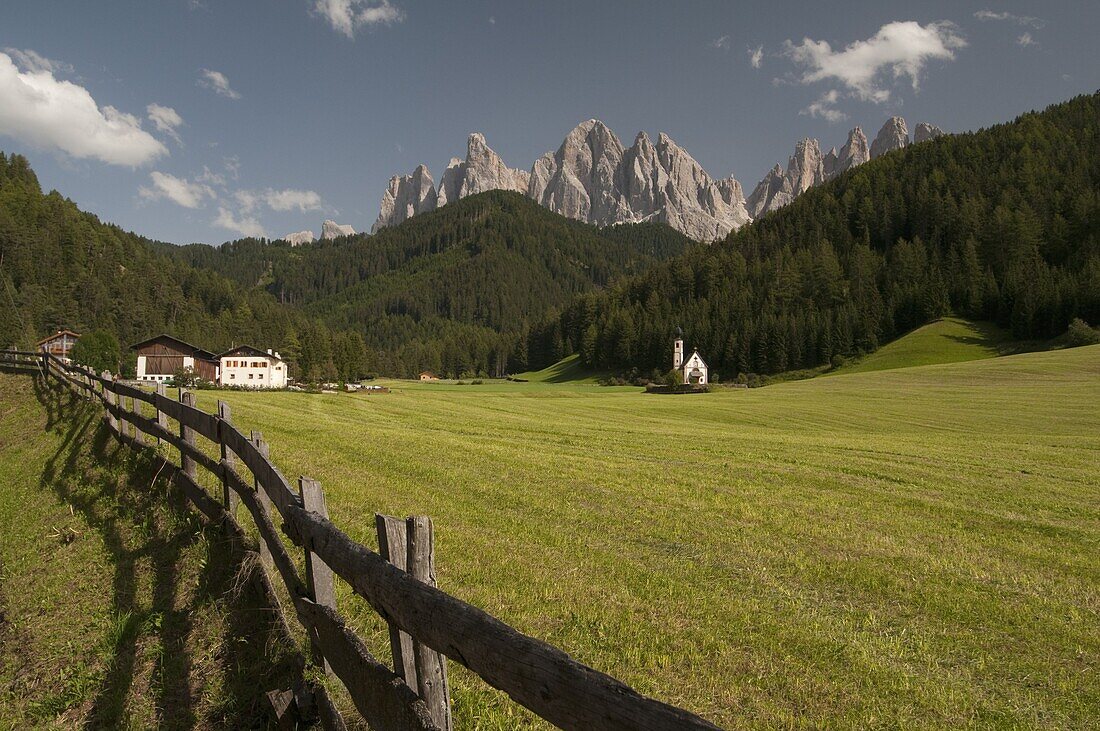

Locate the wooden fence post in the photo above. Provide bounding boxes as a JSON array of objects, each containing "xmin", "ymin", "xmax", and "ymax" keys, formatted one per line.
[
  {"xmin": 131, "ymin": 393, "xmax": 145, "ymax": 445},
  {"xmin": 406, "ymin": 516, "xmax": 453, "ymax": 731},
  {"xmin": 117, "ymin": 390, "xmax": 132, "ymax": 440},
  {"xmin": 252, "ymin": 431, "xmax": 273, "ymax": 568},
  {"xmin": 105, "ymin": 372, "xmax": 120, "ymax": 433},
  {"xmin": 299, "ymin": 476, "xmax": 335, "ymax": 676},
  {"xmin": 375, "ymin": 515, "xmax": 418, "ymax": 686},
  {"xmin": 155, "ymin": 383, "xmax": 168, "ymax": 443},
  {"xmin": 217, "ymin": 401, "xmax": 239, "ymax": 519},
  {"xmin": 179, "ymin": 390, "xmax": 197, "ymax": 480}
]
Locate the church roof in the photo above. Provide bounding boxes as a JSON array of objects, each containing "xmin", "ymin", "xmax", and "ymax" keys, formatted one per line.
[{"xmin": 682, "ymin": 349, "xmax": 707, "ymax": 369}]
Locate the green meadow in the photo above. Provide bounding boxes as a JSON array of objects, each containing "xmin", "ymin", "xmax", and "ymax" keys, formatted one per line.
[{"xmin": 177, "ymin": 343, "xmax": 1100, "ymax": 729}]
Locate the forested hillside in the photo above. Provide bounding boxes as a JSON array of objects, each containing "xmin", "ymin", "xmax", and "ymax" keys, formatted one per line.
[
  {"xmin": 0, "ymin": 152, "xmax": 371, "ymax": 379},
  {"xmin": 161, "ymin": 192, "xmax": 691, "ymax": 376},
  {"xmin": 1, "ymin": 154, "xmax": 688, "ymax": 379},
  {"xmin": 527, "ymin": 92, "xmax": 1100, "ymax": 378}
]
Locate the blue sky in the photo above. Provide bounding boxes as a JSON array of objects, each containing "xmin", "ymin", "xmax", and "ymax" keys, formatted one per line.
[{"xmin": 1, "ymin": 1, "xmax": 1097, "ymax": 244}]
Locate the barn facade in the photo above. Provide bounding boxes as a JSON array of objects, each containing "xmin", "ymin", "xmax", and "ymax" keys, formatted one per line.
[{"xmin": 132, "ymin": 335, "xmax": 219, "ymax": 383}]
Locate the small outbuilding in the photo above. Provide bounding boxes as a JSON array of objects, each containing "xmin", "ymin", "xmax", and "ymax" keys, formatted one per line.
[
  {"xmin": 419, "ymin": 371, "xmax": 439, "ymax": 381},
  {"xmin": 37, "ymin": 329, "xmax": 80, "ymax": 363}
]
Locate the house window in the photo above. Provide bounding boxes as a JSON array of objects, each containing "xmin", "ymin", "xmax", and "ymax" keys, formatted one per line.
[
  {"xmin": 248, "ymin": 373, "xmax": 254, "ymax": 380},
  {"xmin": 258, "ymin": 374, "xmax": 264, "ymax": 379},
  {"xmin": 230, "ymin": 374, "xmax": 235, "ymax": 380}
]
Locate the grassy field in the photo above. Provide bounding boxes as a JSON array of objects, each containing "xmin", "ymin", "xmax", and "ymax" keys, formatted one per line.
[
  {"xmin": 832, "ymin": 317, "xmax": 1018, "ymax": 375},
  {"xmin": 179, "ymin": 344, "xmax": 1100, "ymax": 729},
  {"xmin": 0, "ymin": 374, "xmax": 302, "ymax": 729}
]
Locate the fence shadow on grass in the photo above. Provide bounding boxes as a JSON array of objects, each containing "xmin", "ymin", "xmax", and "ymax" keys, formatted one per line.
[{"xmin": 31, "ymin": 376, "xmax": 304, "ymax": 730}]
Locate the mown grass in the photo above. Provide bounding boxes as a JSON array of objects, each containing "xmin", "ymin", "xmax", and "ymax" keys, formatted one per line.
[
  {"xmin": 0, "ymin": 373, "xmax": 303, "ymax": 729},
  {"xmin": 832, "ymin": 317, "xmax": 1018, "ymax": 375},
  {"xmin": 185, "ymin": 345, "xmax": 1100, "ymax": 729}
]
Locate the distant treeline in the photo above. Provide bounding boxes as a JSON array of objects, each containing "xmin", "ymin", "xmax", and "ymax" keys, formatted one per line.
[
  {"xmin": 156, "ymin": 191, "xmax": 691, "ymax": 377},
  {"xmin": 524, "ymin": 92, "xmax": 1100, "ymax": 378}
]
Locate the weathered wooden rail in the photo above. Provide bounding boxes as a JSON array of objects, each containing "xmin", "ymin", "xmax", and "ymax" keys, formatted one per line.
[{"xmin": 3, "ymin": 349, "xmax": 722, "ymax": 730}]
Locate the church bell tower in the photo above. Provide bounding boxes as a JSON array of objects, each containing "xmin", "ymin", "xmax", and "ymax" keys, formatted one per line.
[{"xmin": 673, "ymin": 326, "xmax": 684, "ymax": 370}]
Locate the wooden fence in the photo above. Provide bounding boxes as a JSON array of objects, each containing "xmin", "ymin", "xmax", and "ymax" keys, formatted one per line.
[{"xmin": 2, "ymin": 349, "xmax": 721, "ymax": 730}]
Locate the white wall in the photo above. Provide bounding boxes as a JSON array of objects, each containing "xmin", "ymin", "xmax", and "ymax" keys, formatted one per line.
[
  {"xmin": 136, "ymin": 354, "xmax": 200, "ymax": 382},
  {"xmin": 219, "ymin": 354, "xmax": 287, "ymax": 388},
  {"xmin": 681, "ymin": 353, "xmax": 707, "ymax": 385}
]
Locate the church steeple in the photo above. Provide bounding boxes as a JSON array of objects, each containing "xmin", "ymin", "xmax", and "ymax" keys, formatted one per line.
[{"xmin": 673, "ymin": 326, "xmax": 684, "ymax": 370}]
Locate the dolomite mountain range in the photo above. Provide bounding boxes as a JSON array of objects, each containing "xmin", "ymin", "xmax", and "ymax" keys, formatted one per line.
[{"xmin": 286, "ymin": 117, "xmax": 943, "ymax": 244}]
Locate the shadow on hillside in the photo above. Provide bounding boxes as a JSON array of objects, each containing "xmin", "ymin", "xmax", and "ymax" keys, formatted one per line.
[{"xmin": 31, "ymin": 376, "xmax": 303, "ymax": 730}]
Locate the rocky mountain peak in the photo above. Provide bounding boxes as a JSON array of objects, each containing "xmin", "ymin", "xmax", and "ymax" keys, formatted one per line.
[
  {"xmin": 870, "ymin": 117, "xmax": 909, "ymax": 159},
  {"xmin": 437, "ymin": 133, "xmax": 528, "ymax": 207},
  {"xmin": 914, "ymin": 122, "xmax": 945, "ymax": 144},
  {"xmin": 371, "ymin": 115, "xmax": 939, "ymax": 241},
  {"xmin": 283, "ymin": 230, "xmax": 315, "ymax": 246},
  {"xmin": 321, "ymin": 220, "xmax": 355, "ymax": 240},
  {"xmin": 371, "ymin": 163, "xmax": 438, "ymax": 233},
  {"xmin": 746, "ymin": 138, "xmax": 827, "ymax": 218}
]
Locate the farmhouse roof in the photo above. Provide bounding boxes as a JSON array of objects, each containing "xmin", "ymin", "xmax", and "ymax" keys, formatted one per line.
[
  {"xmin": 217, "ymin": 345, "xmax": 285, "ymax": 362},
  {"xmin": 36, "ymin": 329, "xmax": 80, "ymax": 346},
  {"xmin": 129, "ymin": 334, "xmax": 218, "ymax": 361}
]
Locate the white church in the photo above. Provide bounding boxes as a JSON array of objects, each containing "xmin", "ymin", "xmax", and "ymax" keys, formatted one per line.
[{"xmin": 672, "ymin": 327, "xmax": 708, "ymax": 385}]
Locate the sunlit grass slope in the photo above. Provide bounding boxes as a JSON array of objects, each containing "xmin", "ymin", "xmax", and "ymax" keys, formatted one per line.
[
  {"xmin": 833, "ymin": 317, "xmax": 1017, "ymax": 375},
  {"xmin": 512, "ymin": 353, "xmax": 606, "ymax": 383},
  {"xmin": 194, "ymin": 347, "xmax": 1099, "ymax": 729}
]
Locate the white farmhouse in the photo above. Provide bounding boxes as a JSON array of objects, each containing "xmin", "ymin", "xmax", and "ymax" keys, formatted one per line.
[
  {"xmin": 672, "ymin": 327, "xmax": 708, "ymax": 385},
  {"xmin": 217, "ymin": 345, "xmax": 288, "ymax": 389}
]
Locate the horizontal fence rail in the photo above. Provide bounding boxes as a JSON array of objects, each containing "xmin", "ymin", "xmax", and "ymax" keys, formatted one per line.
[{"xmin": 10, "ymin": 350, "xmax": 721, "ymax": 730}]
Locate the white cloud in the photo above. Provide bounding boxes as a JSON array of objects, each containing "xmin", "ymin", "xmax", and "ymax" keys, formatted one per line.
[
  {"xmin": 0, "ymin": 51, "xmax": 166, "ymax": 167},
  {"xmin": 198, "ymin": 68, "xmax": 240, "ymax": 99},
  {"xmin": 139, "ymin": 171, "xmax": 214, "ymax": 208},
  {"xmin": 234, "ymin": 189, "xmax": 260, "ymax": 213},
  {"xmin": 146, "ymin": 103, "xmax": 183, "ymax": 144},
  {"xmin": 263, "ymin": 188, "xmax": 323, "ymax": 212},
  {"xmin": 196, "ymin": 165, "xmax": 226, "ymax": 187},
  {"xmin": 974, "ymin": 10, "xmax": 1045, "ymax": 29},
  {"xmin": 711, "ymin": 35, "xmax": 730, "ymax": 50},
  {"xmin": 801, "ymin": 89, "xmax": 847, "ymax": 122},
  {"xmin": 748, "ymin": 44, "xmax": 764, "ymax": 69},
  {"xmin": 223, "ymin": 155, "xmax": 241, "ymax": 180},
  {"xmin": 214, "ymin": 207, "xmax": 265, "ymax": 238},
  {"xmin": 2, "ymin": 48, "xmax": 72, "ymax": 75},
  {"xmin": 488, "ymin": 16, "xmax": 495, "ymax": 25},
  {"xmin": 783, "ymin": 21, "xmax": 966, "ymax": 103},
  {"xmin": 235, "ymin": 187, "xmax": 324, "ymax": 213},
  {"xmin": 313, "ymin": 0, "xmax": 403, "ymax": 38},
  {"xmin": 1017, "ymin": 32, "xmax": 1037, "ymax": 47}
]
